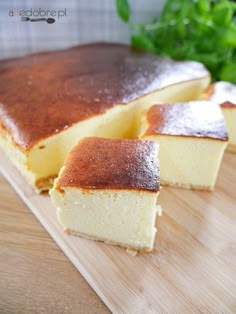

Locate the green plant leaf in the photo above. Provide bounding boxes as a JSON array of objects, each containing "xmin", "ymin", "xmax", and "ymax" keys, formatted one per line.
[
  {"xmin": 220, "ymin": 62, "xmax": 236, "ymax": 83},
  {"xmin": 213, "ymin": 2, "xmax": 233, "ymax": 25},
  {"xmin": 116, "ymin": 0, "xmax": 130, "ymax": 23},
  {"xmin": 131, "ymin": 34, "xmax": 156, "ymax": 53},
  {"xmin": 196, "ymin": 0, "xmax": 210, "ymax": 13},
  {"xmin": 221, "ymin": 25, "xmax": 236, "ymax": 47},
  {"xmin": 116, "ymin": 0, "xmax": 236, "ymax": 83}
]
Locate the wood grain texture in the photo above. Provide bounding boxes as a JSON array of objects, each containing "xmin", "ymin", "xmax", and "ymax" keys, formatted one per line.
[
  {"xmin": 0, "ymin": 175, "xmax": 109, "ymax": 314},
  {"xmin": 0, "ymin": 150, "xmax": 235, "ymax": 313}
]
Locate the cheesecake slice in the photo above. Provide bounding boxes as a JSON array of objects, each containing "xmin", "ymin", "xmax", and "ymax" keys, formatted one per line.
[
  {"xmin": 139, "ymin": 101, "xmax": 228, "ymax": 190},
  {"xmin": 50, "ymin": 137, "xmax": 160, "ymax": 252},
  {"xmin": 205, "ymin": 82, "xmax": 236, "ymax": 152},
  {"xmin": 220, "ymin": 102, "xmax": 236, "ymax": 153},
  {"xmin": 0, "ymin": 43, "xmax": 210, "ymax": 191},
  {"xmin": 205, "ymin": 81, "xmax": 236, "ymax": 104}
]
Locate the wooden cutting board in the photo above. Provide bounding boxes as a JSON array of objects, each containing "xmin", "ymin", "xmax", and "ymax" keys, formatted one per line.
[{"xmin": 0, "ymin": 149, "xmax": 235, "ymax": 313}]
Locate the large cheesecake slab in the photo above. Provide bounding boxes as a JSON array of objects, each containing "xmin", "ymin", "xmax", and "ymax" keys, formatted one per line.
[
  {"xmin": 140, "ymin": 101, "xmax": 228, "ymax": 190},
  {"xmin": 0, "ymin": 43, "xmax": 210, "ymax": 191},
  {"xmin": 50, "ymin": 137, "xmax": 161, "ymax": 252},
  {"xmin": 206, "ymin": 82, "xmax": 236, "ymax": 152}
]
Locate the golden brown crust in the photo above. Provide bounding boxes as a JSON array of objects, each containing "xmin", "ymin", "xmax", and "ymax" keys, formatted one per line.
[
  {"xmin": 142, "ymin": 101, "xmax": 228, "ymax": 141},
  {"xmin": 0, "ymin": 43, "xmax": 209, "ymax": 151},
  {"xmin": 208, "ymin": 82, "xmax": 236, "ymax": 105},
  {"xmin": 201, "ymin": 84, "xmax": 214, "ymax": 100},
  {"xmin": 56, "ymin": 137, "xmax": 160, "ymax": 192},
  {"xmin": 64, "ymin": 228, "xmax": 153, "ymax": 253},
  {"xmin": 220, "ymin": 101, "xmax": 236, "ymax": 109}
]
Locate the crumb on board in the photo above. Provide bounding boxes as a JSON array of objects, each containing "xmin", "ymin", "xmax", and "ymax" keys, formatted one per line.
[
  {"xmin": 126, "ymin": 248, "xmax": 138, "ymax": 256},
  {"xmin": 157, "ymin": 205, "xmax": 162, "ymax": 216}
]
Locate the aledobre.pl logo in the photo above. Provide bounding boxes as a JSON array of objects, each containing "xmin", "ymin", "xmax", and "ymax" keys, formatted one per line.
[{"xmin": 9, "ymin": 8, "xmax": 67, "ymax": 23}]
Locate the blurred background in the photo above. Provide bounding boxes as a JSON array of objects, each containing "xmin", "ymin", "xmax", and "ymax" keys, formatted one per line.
[{"xmin": 0, "ymin": 0, "xmax": 164, "ymax": 59}]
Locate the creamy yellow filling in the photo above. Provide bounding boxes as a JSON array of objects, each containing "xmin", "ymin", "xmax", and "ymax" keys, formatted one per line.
[
  {"xmin": 50, "ymin": 186, "xmax": 159, "ymax": 251},
  {"xmin": 141, "ymin": 135, "xmax": 227, "ymax": 190},
  {"xmin": 222, "ymin": 108, "xmax": 236, "ymax": 152}
]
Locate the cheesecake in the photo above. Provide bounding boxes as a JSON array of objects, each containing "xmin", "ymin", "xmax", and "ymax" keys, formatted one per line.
[
  {"xmin": 220, "ymin": 101, "xmax": 236, "ymax": 153},
  {"xmin": 139, "ymin": 101, "xmax": 228, "ymax": 190},
  {"xmin": 50, "ymin": 137, "xmax": 161, "ymax": 252},
  {"xmin": 205, "ymin": 82, "xmax": 236, "ymax": 152},
  {"xmin": 205, "ymin": 81, "xmax": 236, "ymax": 104},
  {"xmin": 0, "ymin": 43, "xmax": 210, "ymax": 191}
]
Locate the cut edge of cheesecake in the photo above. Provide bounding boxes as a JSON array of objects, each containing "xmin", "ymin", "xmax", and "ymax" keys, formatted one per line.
[
  {"xmin": 220, "ymin": 103, "xmax": 236, "ymax": 153},
  {"xmin": 50, "ymin": 137, "xmax": 160, "ymax": 252},
  {"xmin": 56, "ymin": 185, "xmax": 161, "ymax": 253},
  {"xmin": 139, "ymin": 102, "xmax": 228, "ymax": 191},
  {"xmin": 140, "ymin": 135, "xmax": 227, "ymax": 191},
  {"xmin": 201, "ymin": 81, "xmax": 236, "ymax": 153},
  {"xmin": 64, "ymin": 226, "xmax": 158, "ymax": 253},
  {"xmin": 51, "ymin": 181, "xmax": 160, "ymax": 253}
]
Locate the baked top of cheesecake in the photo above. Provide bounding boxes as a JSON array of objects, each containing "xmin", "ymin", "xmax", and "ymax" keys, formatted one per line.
[
  {"xmin": 221, "ymin": 101, "xmax": 236, "ymax": 108},
  {"xmin": 141, "ymin": 101, "xmax": 228, "ymax": 141},
  {"xmin": 209, "ymin": 81, "xmax": 236, "ymax": 105},
  {"xmin": 56, "ymin": 137, "xmax": 160, "ymax": 192},
  {"xmin": 0, "ymin": 43, "xmax": 209, "ymax": 151}
]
